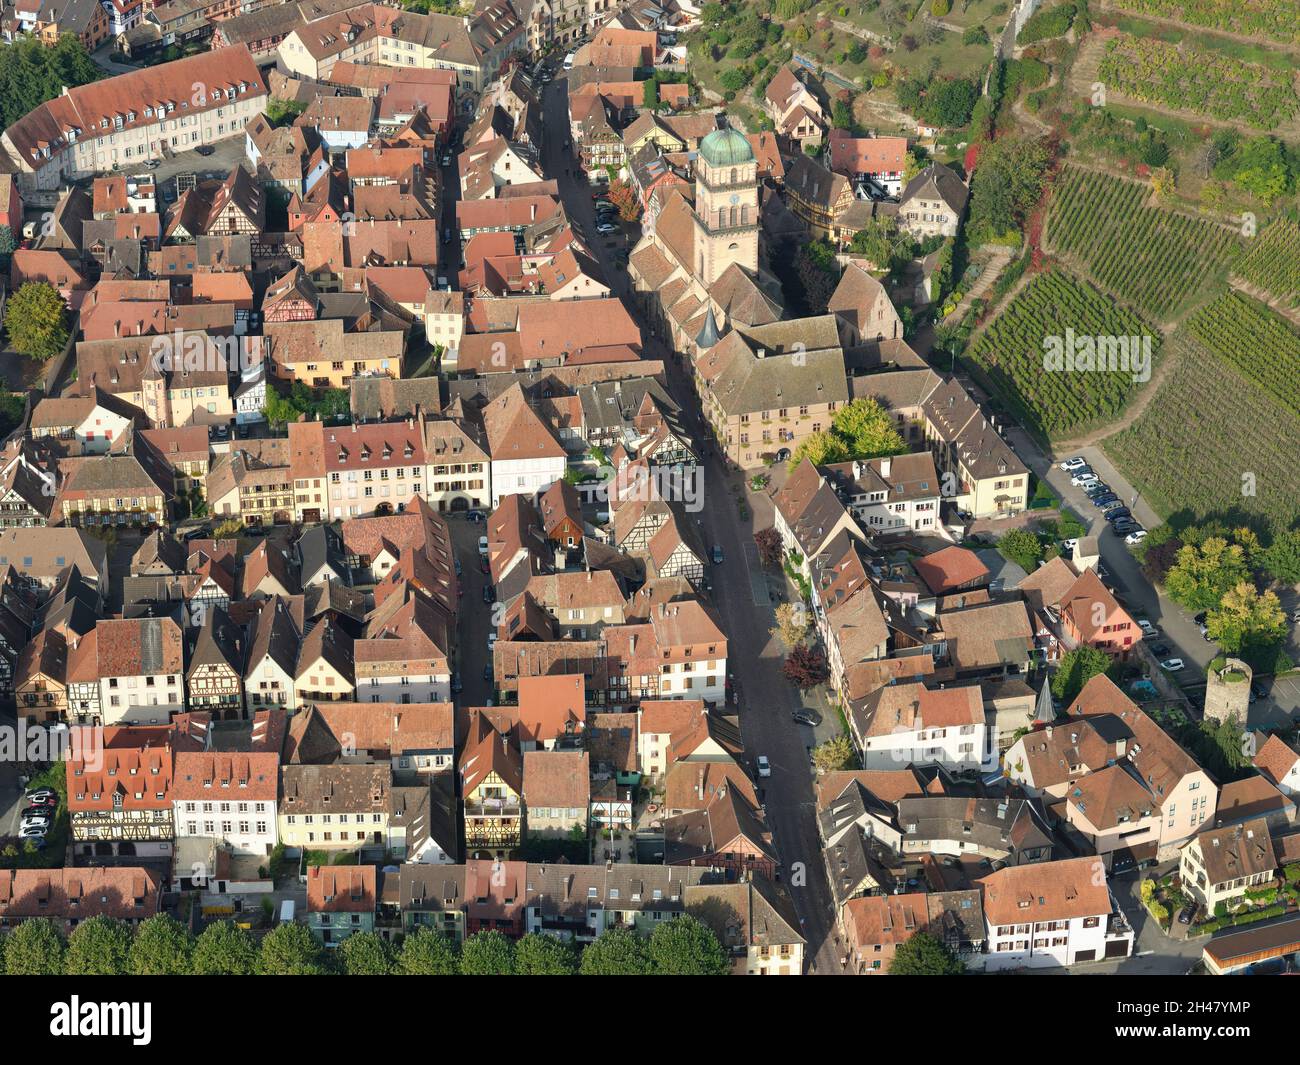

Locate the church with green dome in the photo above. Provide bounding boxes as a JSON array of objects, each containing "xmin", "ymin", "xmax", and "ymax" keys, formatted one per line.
[{"xmin": 626, "ymin": 112, "xmax": 784, "ymax": 361}]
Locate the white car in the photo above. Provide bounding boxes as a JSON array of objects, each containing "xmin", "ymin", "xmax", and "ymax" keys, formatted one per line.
[
  {"xmin": 596, "ymin": 222, "xmax": 618, "ymax": 234},
  {"xmin": 756, "ymin": 756, "xmax": 771, "ymax": 778},
  {"xmin": 562, "ymin": 51, "xmax": 575, "ymax": 69},
  {"xmin": 1125, "ymin": 530, "xmax": 1148, "ymax": 545},
  {"xmin": 1160, "ymin": 658, "xmax": 1185, "ymax": 672},
  {"xmin": 1059, "ymin": 457, "xmax": 1088, "ymax": 472},
  {"xmin": 20, "ymin": 815, "xmax": 51, "ymax": 832},
  {"xmin": 1070, "ymin": 471, "xmax": 1098, "ymax": 487},
  {"xmin": 477, "ymin": 535, "xmax": 489, "ymax": 556},
  {"xmin": 18, "ymin": 825, "xmax": 48, "ymax": 840},
  {"xmin": 1135, "ymin": 619, "xmax": 1157, "ymax": 637}
]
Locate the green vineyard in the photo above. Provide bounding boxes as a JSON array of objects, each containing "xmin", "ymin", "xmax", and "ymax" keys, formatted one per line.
[
  {"xmin": 1106, "ymin": 310, "xmax": 1300, "ymax": 537},
  {"xmin": 1046, "ymin": 166, "xmax": 1243, "ymax": 320},
  {"xmin": 1233, "ymin": 221, "xmax": 1300, "ymax": 310},
  {"xmin": 1107, "ymin": 0, "xmax": 1300, "ymax": 46},
  {"xmin": 968, "ymin": 269, "xmax": 1160, "ymax": 440},
  {"xmin": 1186, "ymin": 291, "xmax": 1300, "ymax": 416},
  {"xmin": 1095, "ymin": 34, "xmax": 1300, "ymax": 129}
]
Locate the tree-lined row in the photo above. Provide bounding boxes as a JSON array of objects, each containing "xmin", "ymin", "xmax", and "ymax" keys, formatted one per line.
[{"xmin": 0, "ymin": 913, "xmax": 731, "ymax": 976}]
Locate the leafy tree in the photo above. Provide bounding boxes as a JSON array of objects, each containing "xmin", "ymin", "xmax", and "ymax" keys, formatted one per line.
[
  {"xmin": 889, "ymin": 930, "xmax": 965, "ymax": 974},
  {"xmin": 829, "ymin": 398, "xmax": 907, "ymax": 460},
  {"xmin": 262, "ymin": 388, "xmax": 302, "ymax": 427},
  {"xmin": 848, "ymin": 218, "xmax": 908, "ymax": 271},
  {"xmin": 606, "ymin": 178, "xmax": 641, "ymax": 222},
  {"xmin": 1258, "ymin": 530, "xmax": 1300, "ymax": 584},
  {"xmin": 266, "ymin": 99, "xmax": 306, "ymax": 127},
  {"xmin": 922, "ymin": 78, "xmax": 978, "ymax": 128},
  {"xmin": 514, "ymin": 933, "xmax": 578, "ymax": 974},
  {"xmin": 191, "ymin": 921, "xmax": 258, "ymax": 975},
  {"xmin": 339, "ymin": 930, "xmax": 394, "ymax": 975},
  {"xmin": 792, "ymin": 430, "xmax": 849, "ymax": 467},
  {"xmin": 782, "ymin": 643, "xmax": 830, "ymax": 689},
  {"xmin": 1228, "ymin": 136, "xmax": 1291, "ymax": 204},
  {"xmin": 580, "ymin": 926, "xmax": 652, "ymax": 974},
  {"xmin": 998, "ymin": 528, "xmax": 1043, "ymax": 572},
  {"xmin": 648, "ymin": 914, "xmax": 728, "ymax": 974},
  {"xmin": 1141, "ymin": 536, "xmax": 1184, "ymax": 584},
  {"xmin": 773, "ymin": 601, "xmax": 810, "ymax": 646},
  {"xmin": 4, "ymin": 281, "xmax": 69, "ymax": 361},
  {"xmin": 3, "ymin": 918, "xmax": 65, "ymax": 975},
  {"xmin": 0, "ymin": 35, "xmax": 101, "ymax": 128},
  {"xmin": 963, "ymin": 25, "xmax": 989, "ymax": 45},
  {"xmin": 1206, "ymin": 582, "xmax": 1286, "ymax": 655},
  {"xmin": 258, "ymin": 922, "xmax": 328, "ymax": 975},
  {"xmin": 755, "ymin": 527, "xmax": 783, "ymax": 569},
  {"xmin": 1050, "ymin": 645, "xmax": 1112, "ymax": 704},
  {"xmin": 0, "ymin": 224, "xmax": 15, "ymax": 270},
  {"xmin": 65, "ymin": 915, "xmax": 132, "ymax": 975},
  {"xmin": 1164, "ymin": 538, "xmax": 1250, "ymax": 612},
  {"xmin": 966, "ymin": 137, "xmax": 1051, "ymax": 243},
  {"xmin": 397, "ymin": 927, "xmax": 460, "ymax": 974},
  {"xmin": 460, "ymin": 930, "xmax": 516, "ymax": 975},
  {"xmin": 129, "ymin": 914, "xmax": 194, "ymax": 975},
  {"xmin": 930, "ymin": 0, "xmax": 950, "ymax": 13},
  {"xmin": 812, "ymin": 734, "xmax": 856, "ymax": 773}
]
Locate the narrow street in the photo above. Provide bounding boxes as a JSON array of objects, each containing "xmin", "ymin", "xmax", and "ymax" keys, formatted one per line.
[{"xmin": 541, "ymin": 75, "xmax": 845, "ymax": 971}]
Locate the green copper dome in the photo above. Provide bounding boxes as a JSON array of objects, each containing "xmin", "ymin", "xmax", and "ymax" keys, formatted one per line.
[{"xmin": 698, "ymin": 125, "xmax": 754, "ymax": 168}]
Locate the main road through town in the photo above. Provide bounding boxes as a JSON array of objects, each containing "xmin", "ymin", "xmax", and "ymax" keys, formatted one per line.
[{"xmin": 536, "ymin": 73, "xmax": 846, "ymax": 972}]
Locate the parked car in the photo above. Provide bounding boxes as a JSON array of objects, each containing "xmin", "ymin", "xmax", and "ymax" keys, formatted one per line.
[
  {"xmin": 1136, "ymin": 619, "xmax": 1157, "ymax": 637},
  {"xmin": 194, "ymin": 144, "xmax": 215, "ymax": 156},
  {"xmin": 791, "ymin": 710, "xmax": 820, "ymax": 727},
  {"xmin": 18, "ymin": 826, "xmax": 47, "ymax": 841},
  {"xmin": 466, "ymin": 510, "xmax": 486, "ymax": 523},
  {"xmin": 1160, "ymin": 658, "xmax": 1186, "ymax": 672},
  {"xmin": 1059, "ymin": 457, "xmax": 1088, "ymax": 472},
  {"xmin": 1085, "ymin": 482, "xmax": 1111, "ymax": 498},
  {"xmin": 482, "ymin": 584, "xmax": 494, "ymax": 604},
  {"xmin": 487, "ymin": 632, "xmax": 498, "ymax": 654},
  {"xmin": 453, "ymin": 557, "xmax": 462, "ymax": 576},
  {"xmin": 596, "ymin": 222, "xmax": 618, "ymax": 234},
  {"xmin": 451, "ymin": 672, "xmax": 463, "ymax": 693},
  {"xmin": 1125, "ymin": 529, "xmax": 1148, "ymax": 545},
  {"xmin": 20, "ymin": 815, "xmax": 51, "ymax": 832},
  {"xmin": 1070, "ymin": 471, "xmax": 1098, "ymax": 486},
  {"xmin": 755, "ymin": 756, "xmax": 771, "ymax": 778},
  {"xmin": 1252, "ymin": 682, "xmax": 1269, "ymax": 702},
  {"xmin": 477, "ymin": 535, "xmax": 489, "ymax": 555},
  {"xmin": 1091, "ymin": 493, "xmax": 1119, "ymax": 508},
  {"xmin": 1105, "ymin": 507, "xmax": 1132, "ymax": 522},
  {"xmin": 1178, "ymin": 905, "xmax": 1196, "ymax": 925},
  {"xmin": 483, "ymin": 665, "xmax": 494, "ymax": 682},
  {"xmin": 21, "ymin": 806, "xmax": 54, "ymax": 820},
  {"xmin": 1149, "ymin": 642, "xmax": 1171, "ymax": 657},
  {"xmin": 711, "ymin": 544, "xmax": 724, "ymax": 564},
  {"xmin": 25, "ymin": 788, "xmax": 56, "ymax": 804}
]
